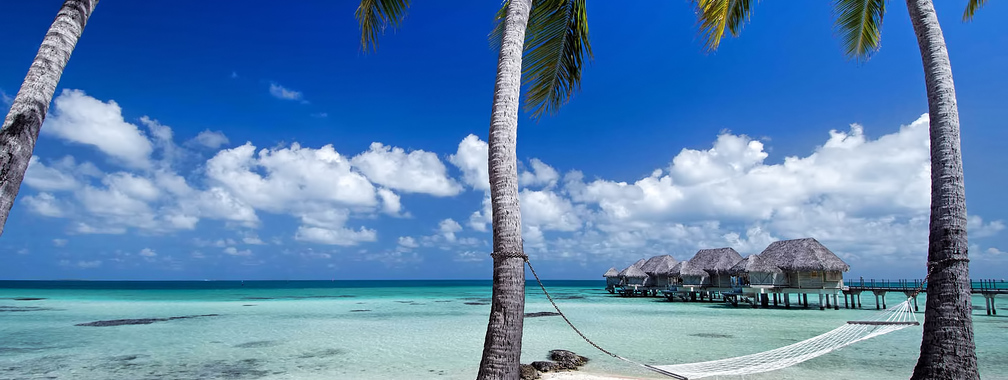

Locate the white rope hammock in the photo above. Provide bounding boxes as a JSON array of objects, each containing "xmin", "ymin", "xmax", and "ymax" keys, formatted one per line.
[
  {"xmin": 525, "ymin": 260, "xmax": 921, "ymax": 380},
  {"xmin": 651, "ymin": 298, "xmax": 919, "ymax": 379}
]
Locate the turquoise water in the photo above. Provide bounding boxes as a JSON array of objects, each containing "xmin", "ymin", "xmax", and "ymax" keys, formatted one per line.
[{"xmin": 1, "ymin": 281, "xmax": 1006, "ymax": 379}]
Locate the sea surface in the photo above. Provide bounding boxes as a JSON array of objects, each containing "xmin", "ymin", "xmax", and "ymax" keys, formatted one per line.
[{"xmin": 1, "ymin": 280, "xmax": 1006, "ymax": 380}]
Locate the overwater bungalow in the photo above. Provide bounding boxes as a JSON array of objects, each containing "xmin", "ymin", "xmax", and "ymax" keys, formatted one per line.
[
  {"xmin": 617, "ymin": 258, "xmax": 648, "ymax": 290},
  {"xmin": 755, "ymin": 237, "xmax": 850, "ymax": 309},
  {"xmin": 603, "ymin": 267, "xmax": 621, "ymax": 293},
  {"xmin": 729, "ymin": 254, "xmax": 786, "ymax": 287},
  {"xmin": 677, "ymin": 260, "xmax": 709, "ymax": 287},
  {"xmin": 687, "ymin": 247, "xmax": 744, "ymax": 288},
  {"xmin": 641, "ymin": 254, "xmax": 679, "ymax": 289},
  {"xmin": 758, "ymin": 238, "xmax": 849, "ymax": 289}
]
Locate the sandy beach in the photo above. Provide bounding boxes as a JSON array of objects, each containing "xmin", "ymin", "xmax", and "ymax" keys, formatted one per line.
[{"xmin": 542, "ymin": 372, "xmax": 648, "ymax": 380}]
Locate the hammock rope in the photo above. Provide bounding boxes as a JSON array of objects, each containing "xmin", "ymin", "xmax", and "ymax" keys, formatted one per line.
[{"xmin": 525, "ymin": 259, "xmax": 919, "ymax": 380}]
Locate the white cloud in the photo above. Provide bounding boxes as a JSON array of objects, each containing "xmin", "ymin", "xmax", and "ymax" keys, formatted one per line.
[
  {"xmin": 295, "ymin": 225, "xmax": 377, "ymax": 246},
  {"xmin": 52, "ymin": 238, "xmax": 68, "ymax": 247},
  {"xmin": 191, "ymin": 129, "xmax": 230, "ymax": 149},
  {"xmin": 42, "ymin": 89, "xmax": 153, "ymax": 168},
  {"xmin": 459, "ymin": 114, "xmax": 1005, "ymax": 267},
  {"xmin": 1, "ymin": 88, "xmax": 12, "ymax": 106},
  {"xmin": 376, "ymin": 188, "xmax": 402, "ymax": 215},
  {"xmin": 206, "ymin": 142, "xmax": 377, "ymax": 212},
  {"xmin": 449, "ymin": 134, "xmax": 490, "ymax": 191},
  {"xmin": 351, "ymin": 142, "xmax": 463, "ymax": 196},
  {"xmin": 438, "ymin": 218, "xmax": 463, "ymax": 242},
  {"xmin": 22, "ymin": 193, "xmax": 68, "ymax": 218},
  {"xmin": 269, "ymin": 82, "xmax": 304, "ymax": 101},
  {"xmin": 398, "ymin": 236, "xmax": 419, "ymax": 249},
  {"xmin": 987, "ymin": 247, "xmax": 1006, "ymax": 256},
  {"xmin": 223, "ymin": 246, "xmax": 252, "ymax": 256},
  {"xmin": 242, "ymin": 232, "xmax": 265, "ymax": 245},
  {"xmin": 23, "ymin": 156, "xmax": 79, "ymax": 190},
  {"xmin": 139, "ymin": 248, "xmax": 157, "ymax": 257},
  {"xmin": 520, "ymin": 158, "xmax": 560, "ymax": 188},
  {"xmin": 60, "ymin": 259, "xmax": 101, "ymax": 269}
]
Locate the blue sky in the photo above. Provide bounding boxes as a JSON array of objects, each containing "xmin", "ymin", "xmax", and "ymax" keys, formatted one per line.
[{"xmin": 1, "ymin": 1, "xmax": 1005, "ymax": 280}]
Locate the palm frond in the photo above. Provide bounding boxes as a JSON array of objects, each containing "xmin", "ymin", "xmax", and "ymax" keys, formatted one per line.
[
  {"xmin": 489, "ymin": 0, "xmax": 509, "ymax": 51},
  {"xmin": 356, "ymin": 0, "xmax": 410, "ymax": 53},
  {"xmin": 521, "ymin": 0, "xmax": 593, "ymax": 119},
  {"xmin": 832, "ymin": 0, "xmax": 885, "ymax": 62},
  {"xmin": 692, "ymin": 0, "xmax": 757, "ymax": 52},
  {"xmin": 963, "ymin": 0, "xmax": 986, "ymax": 22}
]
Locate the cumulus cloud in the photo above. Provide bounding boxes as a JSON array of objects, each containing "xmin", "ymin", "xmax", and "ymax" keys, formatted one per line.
[
  {"xmin": 42, "ymin": 89, "xmax": 153, "ymax": 168},
  {"xmin": 351, "ymin": 142, "xmax": 463, "ymax": 196},
  {"xmin": 449, "ymin": 135, "xmax": 490, "ymax": 191},
  {"xmin": 456, "ymin": 114, "xmax": 1004, "ymax": 266},
  {"xmin": 223, "ymin": 246, "xmax": 252, "ymax": 256},
  {"xmin": 190, "ymin": 129, "xmax": 230, "ymax": 149},
  {"xmin": 139, "ymin": 248, "xmax": 157, "ymax": 257},
  {"xmin": 52, "ymin": 238, "xmax": 68, "ymax": 247},
  {"xmin": 269, "ymin": 82, "xmax": 304, "ymax": 101}
]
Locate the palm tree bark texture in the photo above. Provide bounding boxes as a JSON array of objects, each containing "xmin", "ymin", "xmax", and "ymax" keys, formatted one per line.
[
  {"xmin": 906, "ymin": 0, "xmax": 978, "ymax": 379},
  {"xmin": 476, "ymin": 0, "xmax": 532, "ymax": 379},
  {"xmin": 0, "ymin": 0, "xmax": 99, "ymax": 236}
]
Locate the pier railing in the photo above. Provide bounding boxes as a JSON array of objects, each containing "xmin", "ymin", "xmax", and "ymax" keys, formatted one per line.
[{"xmin": 844, "ymin": 278, "xmax": 1008, "ymax": 293}]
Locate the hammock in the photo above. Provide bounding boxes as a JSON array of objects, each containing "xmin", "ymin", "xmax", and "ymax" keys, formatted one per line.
[
  {"xmin": 651, "ymin": 299, "xmax": 918, "ymax": 379},
  {"xmin": 526, "ymin": 260, "xmax": 920, "ymax": 380}
]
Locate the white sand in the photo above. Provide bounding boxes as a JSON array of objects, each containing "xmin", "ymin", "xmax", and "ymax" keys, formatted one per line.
[{"xmin": 541, "ymin": 372, "xmax": 648, "ymax": 380}]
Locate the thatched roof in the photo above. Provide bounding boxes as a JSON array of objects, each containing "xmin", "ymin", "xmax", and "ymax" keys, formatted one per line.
[
  {"xmin": 641, "ymin": 255, "xmax": 679, "ymax": 275},
  {"xmin": 603, "ymin": 267, "xmax": 620, "ymax": 278},
  {"xmin": 728, "ymin": 254, "xmax": 783, "ymax": 275},
  {"xmin": 677, "ymin": 261, "xmax": 708, "ymax": 278},
  {"xmin": 758, "ymin": 237, "xmax": 850, "ymax": 272},
  {"xmin": 687, "ymin": 247, "xmax": 743, "ymax": 273},
  {"xmin": 617, "ymin": 258, "xmax": 648, "ymax": 278}
]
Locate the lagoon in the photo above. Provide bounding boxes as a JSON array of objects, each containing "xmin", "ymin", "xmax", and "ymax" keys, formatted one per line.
[{"xmin": 1, "ymin": 280, "xmax": 1006, "ymax": 379}]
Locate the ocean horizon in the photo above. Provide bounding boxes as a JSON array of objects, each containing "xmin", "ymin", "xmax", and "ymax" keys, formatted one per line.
[{"xmin": 2, "ymin": 280, "xmax": 1006, "ymax": 379}]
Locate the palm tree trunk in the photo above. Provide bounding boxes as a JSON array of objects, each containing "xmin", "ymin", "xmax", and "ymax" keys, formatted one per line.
[
  {"xmin": 476, "ymin": 0, "xmax": 532, "ymax": 379},
  {"xmin": 905, "ymin": 1, "xmax": 979, "ymax": 379},
  {"xmin": 0, "ymin": 0, "xmax": 98, "ymax": 236}
]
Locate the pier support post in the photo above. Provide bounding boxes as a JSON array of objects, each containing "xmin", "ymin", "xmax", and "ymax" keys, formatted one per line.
[
  {"xmin": 761, "ymin": 293, "xmax": 769, "ymax": 308},
  {"xmin": 844, "ymin": 293, "xmax": 849, "ymax": 309},
  {"xmin": 784, "ymin": 293, "xmax": 790, "ymax": 309},
  {"xmin": 993, "ymin": 296, "xmax": 997, "ymax": 315},
  {"xmin": 803, "ymin": 293, "xmax": 808, "ymax": 308},
  {"xmin": 986, "ymin": 296, "xmax": 992, "ymax": 316},
  {"xmin": 773, "ymin": 293, "xmax": 778, "ymax": 306},
  {"xmin": 818, "ymin": 293, "xmax": 824, "ymax": 310},
  {"xmin": 833, "ymin": 293, "xmax": 839, "ymax": 310},
  {"xmin": 857, "ymin": 293, "xmax": 862, "ymax": 308}
]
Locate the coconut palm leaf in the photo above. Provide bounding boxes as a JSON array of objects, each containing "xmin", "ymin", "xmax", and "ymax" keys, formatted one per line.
[
  {"xmin": 490, "ymin": 0, "xmax": 592, "ymax": 119},
  {"xmin": 356, "ymin": 0, "xmax": 410, "ymax": 52},
  {"xmin": 963, "ymin": 0, "xmax": 986, "ymax": 22},
  {"xmin": 832, "ymin": 0, "xmax": 885, "ymax": 61},
  {"xmin": 693, "ymin": 0, "xmax": 757, "ymax": 52}
]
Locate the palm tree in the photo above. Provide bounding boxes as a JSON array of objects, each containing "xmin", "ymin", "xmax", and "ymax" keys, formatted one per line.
[
  {"xmin": 693, "ymin": 0, "xmax": 985, "ymax": 378},
  {"xmin": 0, "ymin": 0, "xmax": 99, "ymax": 236},
  {"xmin": 358, "ymin": 1, "xmax": 590, "ymax": 378}
]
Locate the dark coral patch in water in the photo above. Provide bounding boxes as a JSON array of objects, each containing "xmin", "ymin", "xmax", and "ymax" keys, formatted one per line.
[
  {"xmin": 525, "ymin": 312, "xmax": 561, "ymax": 318},
  {"xmin": 75, "ymin": 314, "xmax": 220, "ymax": 327},
  {"xmin": 464, "ymin": 302, "xmax": 489, "ymax": 306},
  {"xmin": 12, "ymin": 297, "xmax": 46, "ymax": 301},
  {"xmin": 234, "ymin": 340, "xmax": 279, "ymax": 349},
  {"xmin": 349, "ymin": 309, "xmax": 371, "ymax": 312},
  {"xmin": 297, "ymin": 348, "xmax": 348, "ymax": 359}
]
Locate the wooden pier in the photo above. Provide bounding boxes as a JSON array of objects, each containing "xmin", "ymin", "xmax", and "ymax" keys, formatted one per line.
[
  {"xmin": 844, "ymin": 278, "xmax": 1007, "ymax": 315},
  {"xmin": 611, "ymin": 278, "xmax": 1007, "ymax": 315}
]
